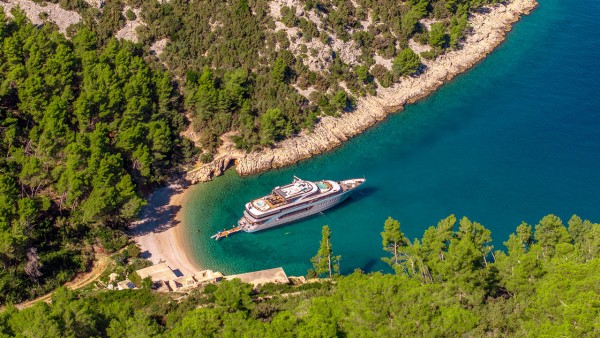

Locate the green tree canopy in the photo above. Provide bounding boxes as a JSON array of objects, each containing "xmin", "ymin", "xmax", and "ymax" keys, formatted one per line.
[
  {"xmin": 0, "ymin": 13, "xmax": 184, "ymax": 304},
  {"xmin": 2, "ymin": 213, "xmax": 600, "ymax": 336},
  {"xmin": 392, "ymin": 48, "xmax": 421, "ymax": 77},
  {"xmin": 381, "ymin": 217, "xmax": 410, "ymax": 272},
  {"xmin": 259, "ymin": 108, "xmax": 288, "ymax": 146},
  {"xmin": 429, "ymin": 22, "xmax": 448, "ymax": 49},
  {"xmin": 310, "ymin": 225, "xmax": 341, "ymax": 278}
]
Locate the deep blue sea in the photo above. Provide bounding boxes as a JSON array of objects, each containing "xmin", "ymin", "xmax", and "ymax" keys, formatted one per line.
[{"xmin": 182, "ymin": 0, "xmax": 600, "ymax": 276}]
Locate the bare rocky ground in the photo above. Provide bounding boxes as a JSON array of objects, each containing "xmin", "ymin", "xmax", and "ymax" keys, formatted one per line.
[
  {"xmin": 409, "ymin": 39, "xmax": 432, "ymax": 55},
  {"xmin": 373, "ymin": 52, "xmax": 393, "ymax": 70},
  {"xmin": 0, "ymin": 0, "xmax": 81, "ymax": 34},
  {"xmin": 187, "ymin": 0, "xmax": 539, "ymax": 183},
  {"xmin": 84, "ymin": 0, "xmax": 102, "ymax": 8},
  {"xmin": 150, "ymin": 37, "xmax": 169, "ymax": 56},
  {"xmin": 0, "ymin": 0, "xmax": 146, "ymax": 42},
  {"xmin": 115, "ymin": 6, "xmax": 144, "ymax": 42},
  {"xmin": 269, "ymin": 0, "xmax": 361, "ymax": 72}
]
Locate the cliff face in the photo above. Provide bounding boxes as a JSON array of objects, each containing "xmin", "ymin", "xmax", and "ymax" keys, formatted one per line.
[{"xmin": 187, "ymin": 0, "xmax": 538, "ymax": 184}]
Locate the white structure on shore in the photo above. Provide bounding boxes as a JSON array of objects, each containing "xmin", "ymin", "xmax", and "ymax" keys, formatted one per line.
[
  {"xmin": 226, "ymin": 267, "xmax": 289, "ymax": 286},
  {"xmin": 135, "ymin": 264, "xmax": 291, "ymax": 292},
  {"xmin": 136, "ymin": 263, "xmax": 224, "ymax": 292}
]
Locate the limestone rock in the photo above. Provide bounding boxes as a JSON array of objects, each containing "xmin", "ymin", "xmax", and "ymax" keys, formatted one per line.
[{"xmin": 186, "ymin": 0, "xmax": 538, "ymax": 184}]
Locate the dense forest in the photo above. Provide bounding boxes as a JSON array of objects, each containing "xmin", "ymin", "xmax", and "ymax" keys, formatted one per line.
[
  {"xmin": 1, "ymin": 214, "xmax": 599, "ymax": 337},
  {"xmin": 0, "ymin": 10, "xmax": 194, "ymax": 303}
]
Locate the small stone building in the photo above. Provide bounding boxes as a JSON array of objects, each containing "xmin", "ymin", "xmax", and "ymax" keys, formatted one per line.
[
  {"xmin": 226, "ymin": 267, "xmax": 289, "ymax": 287},
  {"xmin": 135, "ymin": 263, "xmax": 223, "ymax": 292}
]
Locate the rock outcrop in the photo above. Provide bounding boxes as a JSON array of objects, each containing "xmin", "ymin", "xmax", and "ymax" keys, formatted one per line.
[
  {"xmin": 0, "ymin": 0, "xmax": 81, "ymax": 34},
  {"xmin": 187, "ymin": 0, "xmax": 538, "ymax": 183}
]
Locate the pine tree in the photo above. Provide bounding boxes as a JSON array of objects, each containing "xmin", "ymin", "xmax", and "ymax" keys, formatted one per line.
[
  {"xmin": 429, "ymin": 22, "xmax": 448, "ymax": 49},
  {"xmin": 534, "ymin": 214, "xmax": 572, "ymax": 259},
  {"xmin": 392, "ymin": 48, "xmax": 421, "ymax": 77},
  {"xmin": 381, "ymin": 217, "xmax": 410, "ymax": 270},
  {"xmin": 310, "ymin": 225, "xmax": 340, "ymax": 278},
  {"xmin": 457, "ymin": 217, "xmax": 493, "ymax": 266}
]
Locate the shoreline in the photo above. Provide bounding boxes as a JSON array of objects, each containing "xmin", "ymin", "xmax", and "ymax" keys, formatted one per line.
[
  {"xmin": 135, "ymin": 0, "xmax": 537, "ymax": 276},
  {"xmin": 130, "ymin": 182, "xmax": 203, "ymax": 276},
  {"xmin": 187, "ymin": 0, "xmax": 538, "ymax": 183}
]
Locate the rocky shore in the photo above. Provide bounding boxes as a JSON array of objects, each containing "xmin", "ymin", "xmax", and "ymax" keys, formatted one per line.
[{"xmin": 187, "ymin": 0, "xmax": 538, "ymax": 183}]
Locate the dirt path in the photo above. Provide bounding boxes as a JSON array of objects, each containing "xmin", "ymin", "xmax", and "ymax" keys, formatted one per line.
[{"xmin": 13, "ymin": 254, "xmax": 112, "ymax": 310}]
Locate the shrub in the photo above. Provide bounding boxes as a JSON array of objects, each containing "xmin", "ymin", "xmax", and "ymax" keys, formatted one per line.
[
  {"xmin": 392, "ymin": 48, "xmax": 421, "ymax": 77},
  {"xmin": 129, "ymin": 271, "xmax": 142, "ymax": 285},
  {"xmin": 125, "ymin": 9, "xmax": 137, "ymax": 21},
  {"xmin": 372, "ymin": 64, "xmax": 394, "ymax": 88},
  {"xmin": 429, "ymin": 22, "xmax": 449, "ymax": 49},
  {"xmin": 200, "ymin": 152, "xmax": 214, "ymax": 163}
]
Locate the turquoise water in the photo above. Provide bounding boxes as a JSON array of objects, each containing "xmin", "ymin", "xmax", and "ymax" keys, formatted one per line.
[{"xmin": 182, "ymin": 0, "xmax": 600, "ymax": 276}]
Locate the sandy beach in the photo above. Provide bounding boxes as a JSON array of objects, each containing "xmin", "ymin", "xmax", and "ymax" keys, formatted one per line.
[{"xmin": 130, "ymin": 182, "xmax": 202, "ymax": 276}]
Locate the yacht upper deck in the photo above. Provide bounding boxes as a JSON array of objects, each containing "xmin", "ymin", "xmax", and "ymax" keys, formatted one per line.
[
  {"xmin": 273, "ymin": 179, "xmax": 316, "ymax": 201},
  {"xmin": 246, "ymin": 177, "xmax": 339, "ymax": 217}
]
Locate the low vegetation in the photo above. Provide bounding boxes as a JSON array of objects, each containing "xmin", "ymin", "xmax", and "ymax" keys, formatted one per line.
[
  {"xmin": 2, "ymin": 214, "xmax": 599, "ymax": 336},
  {"xmin": 132, "ymin": 0, "xmax": 498, "ymax": 152},
  {"xmin": 1, "ymin": 0, "xmax": 505, "ymax": 153}
]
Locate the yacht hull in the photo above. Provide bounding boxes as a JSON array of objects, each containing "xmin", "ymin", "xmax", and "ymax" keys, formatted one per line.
[{"xmin": 239, "ymin": 190, "xmax": 352, "ymax": 233}]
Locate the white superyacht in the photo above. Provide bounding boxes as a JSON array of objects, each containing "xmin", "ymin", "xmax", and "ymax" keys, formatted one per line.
[{"xmin": 238, "ymin": 176, "xmax": 365, "ymax": 233}]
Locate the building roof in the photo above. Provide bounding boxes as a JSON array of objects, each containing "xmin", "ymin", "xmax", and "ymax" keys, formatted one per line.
[
  {"xmin": 135, "ymin": 263, "xmax": 178, "ymax": 282},
  {"xmin": 117, "ymin": 279, "xmax": 136, "ymax": 290},
  {"xmin": 192, "ymin": 270, "xmax": 222, "ymax": 283},
  {"xmin": 226, "ymin": 267, "xmax": 289, "ymax": 286}
]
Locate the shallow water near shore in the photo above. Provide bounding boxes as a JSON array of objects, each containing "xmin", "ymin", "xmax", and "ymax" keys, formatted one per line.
[{"xmin": 182, "ymin": 0, "xmax": 600, "ymax": 276}]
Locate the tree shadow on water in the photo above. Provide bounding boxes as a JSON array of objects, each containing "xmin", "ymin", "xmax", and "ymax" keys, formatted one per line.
[
  {"xmin": 360, "ymin": 258, "xmax": 382, "ymax": 273},
  {"xmin": 348, "ymin": 186, "xmax": 377, "ymax": 203}
]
